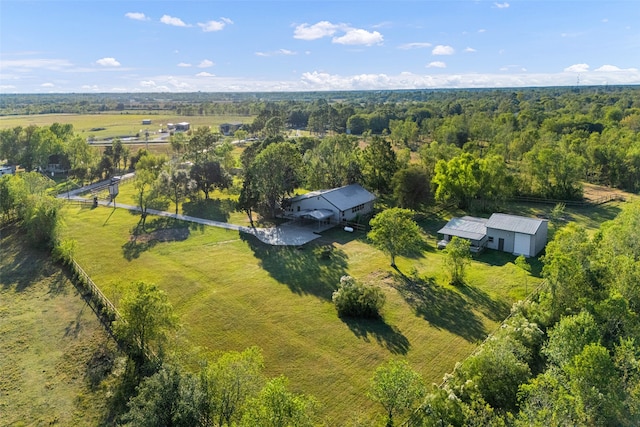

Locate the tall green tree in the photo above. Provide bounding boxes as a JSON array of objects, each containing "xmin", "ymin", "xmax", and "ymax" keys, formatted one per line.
[
  {"xmin": 303, "ymin": 134, "xmax": 361, "ymax": 189},
  {"xmin": 159, "ymin": 169, "xmax": 195, "ymax": 215},
  {"xmin": 444, "ymin": 236, "xmax": 471, "ymax": 286},
  {"xmin": 134, "ymin": 154, "xmax": 168, "ymax": 229},
  {"xmin": 189, "ymin": 160, "xmax": 231, "ymax": 200},
  {"xmin": 541, "ymin": 223, "xmax": 594, "ymax": 320},
  {"xmin": 392, "ymin": 165, "xmax": 430, "ymax": 210},
  {"xmin": 368, "ymin": 208, "xmax": 424, "ymax": 268},
  {"xmin": 114, "ymin": 281, "xmax": 178, "ymax": 369},
  {"xmin": 123, "ymin": 364, "xmax": 201, "ymax": 427},
  {"xmin": 201, "ymin": 346, "xmax": 265, "ymax": 426},
  {"xmin": 432, "ymin": 153, "xmax": 480, "ymax": 209},
  {"xmin": 368, "ymin": 359, "xmax": 425, "ymax": 427},
  {"xmin": 362, "ymin": 136, "xmax": 398, "ymax": 194},
  {"xmin": 240, "ymin": 376, "xmax": 318, "ymax": 427},
  {"xmin": 246, "ymin": 142, "xmax": 302, "ymax": 218}
]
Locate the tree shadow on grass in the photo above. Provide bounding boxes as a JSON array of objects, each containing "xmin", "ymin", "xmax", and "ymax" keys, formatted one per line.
[
  {"xmin": 457, "ymin": 283, "xmax": 510, "ymax": 322},
  {"xmin": 392, "ymin": 273, "xmax": 487, "ymax": 343},
  {"xmin": 341, "ymin": 317, "xmax": 410, "ymax": 355},
  {"xmin": 122, "ymin": 218, "xmax": 191, "ymax": 261},
  {"xmin": 0, "ymin": 226, "xmax": 51, "ymax": 292},
  {"xmin": 183, "ymin": 198, "xmax": 236, "ymax": 223},
  {"xmin": 240, "ymin": 233, "xmax": 348, "ymax": 300}
]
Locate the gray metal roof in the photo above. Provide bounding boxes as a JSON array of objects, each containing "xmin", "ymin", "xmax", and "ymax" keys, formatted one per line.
[
  {"xmin": 438, "ymin": 216, "xmax": 488, "ymax": 241},
  {"xmin": 289, "ymin": 184, "xmax": 376, "ymax": 212},
  {"xmin": 486, "ymin": 213, "xmax": 545, "ymax": 235},
  {"xmin": 299, "ymin": 209, "xmax": 335, "ymax": 220}
]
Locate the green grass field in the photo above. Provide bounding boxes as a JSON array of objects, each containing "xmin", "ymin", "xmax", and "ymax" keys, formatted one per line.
[
  {"xmin": 0, "ymin": 112, "xmax": 255, "ymax": 141},
  {"xmin": 0, "ymin": 226, "xmax": 116, "ymax": 426},
  {"xmin": 59, "ymin": 197, "xmax": 561, "ymax": 424}
]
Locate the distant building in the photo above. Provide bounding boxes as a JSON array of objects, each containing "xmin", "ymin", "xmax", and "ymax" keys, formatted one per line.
[
  {"xmin": 175, "ymin": 122, "xmax": 190, "ymax": 132},
  {"xmin": 284, "ymin": 184, "xmax": 376, "ymax": 225},
  {"xmin": 219, "ymin": 122, "xmax": 244, "ymax": 136},
  {"xmin": 142, "ymin": 119, "xmax": 152, "ymax": 125},
  {"xmin": 45, "ymin": 154, "xmax": 68, "ymax": 174},
  {"xmin": 438, "ymin": 213, "xmax": 548, "ymax": 257}
]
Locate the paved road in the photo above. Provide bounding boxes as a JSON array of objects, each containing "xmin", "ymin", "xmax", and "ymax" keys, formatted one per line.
[{"xmin": 61, "ymin": 176, "xmax": 323, "ymax": 246}]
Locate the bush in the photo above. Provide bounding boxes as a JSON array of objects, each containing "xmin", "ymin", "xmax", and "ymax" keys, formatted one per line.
[{"xmin": 332, "ymin": 276, "xmax": 385, "ymax": 318}]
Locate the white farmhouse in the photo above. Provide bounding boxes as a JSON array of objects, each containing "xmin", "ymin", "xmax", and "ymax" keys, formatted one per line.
[{"xmin": 284, "ymin": 184, "xmax": 376, "ymax": 225}]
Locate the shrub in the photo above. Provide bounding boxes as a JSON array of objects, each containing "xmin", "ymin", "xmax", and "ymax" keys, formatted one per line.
[{"xmin": 332, "ymin": 275, "xmax": 385, "ymax": 318}]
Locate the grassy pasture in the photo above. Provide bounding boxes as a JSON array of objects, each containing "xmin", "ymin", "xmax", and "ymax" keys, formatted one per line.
[
  {"xmin": 0, "ymin": 113, "xmax": 254, "ymax": 141},
  {"xmin": 60, "ymin": 200, "xmax": 553, "ymax": 424},
  {"xmin": 0, "ymin": 226, "xmax": 115, "ymax": 426}
]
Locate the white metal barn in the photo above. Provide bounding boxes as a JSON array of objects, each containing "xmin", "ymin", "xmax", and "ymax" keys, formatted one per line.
[
  {"xmin": 438, "ymin": 213, "xmax": 548, "ymax": 257},
  {"xmin": 485, "ymin": 213, "xmax": 548, "ymax": 257},
  {"xmin": 284, "ymin": 184, "xmax": 376, "ymax": 225}
]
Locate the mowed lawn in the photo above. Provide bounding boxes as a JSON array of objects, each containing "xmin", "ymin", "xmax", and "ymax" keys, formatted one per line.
[{"xmin": 61, "ymin": 202, "xmax": 543, "ymax": 424}]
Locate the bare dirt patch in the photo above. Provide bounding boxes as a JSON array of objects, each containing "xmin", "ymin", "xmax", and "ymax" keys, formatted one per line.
[{"xmin": 582, "ymin": 183, "xmax": 634, "ymax": 203}]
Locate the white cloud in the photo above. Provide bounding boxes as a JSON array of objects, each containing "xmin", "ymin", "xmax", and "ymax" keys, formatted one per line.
[
  {"xmin": 196, "ymin": 72, "xmax": 215, "ymax": 77},
  {"xmin": 464, "ymin": 47, "xmax": 477, "ymax": 53},
  {"xmin": 256, "ymin": 49, "xmax": 297, "ymax": 57},
  {"xmin": 332, "ymin": 29, "xmax": 383, "ymax": 46},
  {"xmin": 432, "ymin": 45, "xmax": 455, "ymax": 55},
  {"xmin": 96, "ymin": 57, "xmax": 121, "ymax": 67},
  {"xmin": 427, "ymin": 61, "xmax": 447, "ymax": 68},
  {"xmin": 198, "ymin": 60, "xmax": 214, "ymax": 68},
  {"xmin": 160, "ymin": 15, "xmax": 189, "ymax": 27},
  {"xmin": 81, "ymin": 85, "xmax": 99, "ymax": 91},
  {"xmin": 564, "ymin": 63, "xmax": 589, "ymax": 73},
  {"xmin": 478, "ymin": 29, "xmax": 487, "ymax": 33},
  {"xmin": 398, "ymin": 42, "xmax": 432, "ymax": 50},
  {"xmin": 125, "ymin": 12, "xmax": 149, "ymax": 21},
  {"xmin": 177, "ymin": 62, "xmax": 192, "ymax": 68},
  {"xmin": 294, "ymin": 20, "xmax": 382, "ymax": 46},
  {"xmin": 595, "ymin": 65, "xmax": 621, "ymax": 72},
  {"xmin": 41, "ymin": 82, "xmax": 55, "ymax": 87},
  {"xmin": 595, "ymin": 65, "xmax": 638, "ymax": 72},
  {"xmin": 0, "ymin": 58, "xmax": 73, "ymax": 71},
  {"xmin": 294, "ymin": 21, "xmax": 343, "ymax": 40},
  {"xmin": 494, "ymin": 2, "xmax": 510, "ymax": 8},
  {"xmin": 140, "ymin": 80, "xmax": 156, "ymax": 87},
  {"xmin": 198, "ymin": 18, "xmax": 233, "ymax": 32}
]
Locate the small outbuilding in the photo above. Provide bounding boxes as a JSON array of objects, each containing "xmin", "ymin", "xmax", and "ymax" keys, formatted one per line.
[
  {"xmin": 438, "ymin": 213, "xmax": 548, "ymax": 257},
  {"xmin": 485, "ymin": 213, "xmax": 548, "ymax": 257},
  {"xmin": 175, "ymin": 122, "xmax": 190, "ymax": 132},
  {"xmin": 437, "ymin": 216, "xmax": 488, "ymax": 253},
  {"xmin": 284, "ymin": 183, "xmax": 376, "ymax": 225},
  {"xmin": 219, "ymin": 122, "xmax": 244, "ymax": 136}
]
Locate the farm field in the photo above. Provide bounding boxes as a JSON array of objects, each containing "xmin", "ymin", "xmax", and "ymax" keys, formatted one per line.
[
  {"xmin": 0, "ymin": 226, "xmax": 115, "ymax": 426},
  {"xmin": 57, "ymin": 197, "xmax": 572, "ymax": 423},
  {"xmin": 0, "ymin": 112, "xmax": 255, "ymax": 141}
]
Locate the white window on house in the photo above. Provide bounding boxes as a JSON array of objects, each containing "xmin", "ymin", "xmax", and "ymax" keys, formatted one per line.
[{"xmin": 488, "ymin": 236, "xmax": 494, "ymax": 243}]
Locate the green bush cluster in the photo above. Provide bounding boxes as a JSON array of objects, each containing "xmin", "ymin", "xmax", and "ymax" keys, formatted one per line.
[{"xmin": 332, "ymin": 275, "xmax": 385, "ymax": 319}]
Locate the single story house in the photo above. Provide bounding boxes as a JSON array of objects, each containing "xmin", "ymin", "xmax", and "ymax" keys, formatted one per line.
[
  {"xmin": 283, "ymin": 183, "xmax": 376, "ymax": 225},
  {"xmin": 438, "ymin": 213, "xmax": 548, "ymax": 257},
  {"xmin": 142, "ymin": 119, "xmax": 152, "ymax": 125}
]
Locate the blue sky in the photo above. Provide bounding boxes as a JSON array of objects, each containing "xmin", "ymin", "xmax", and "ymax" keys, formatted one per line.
[{"xmin": 1, "ymin": 0, "xmax": 639, "ymax": 93}]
